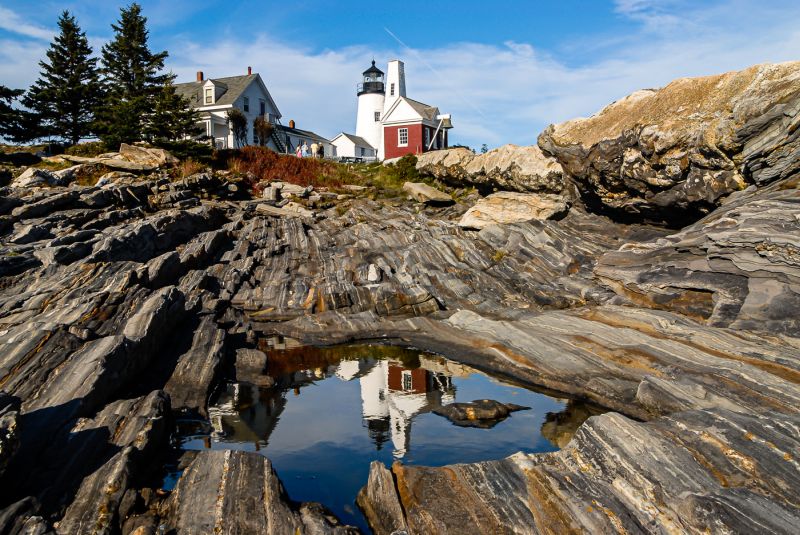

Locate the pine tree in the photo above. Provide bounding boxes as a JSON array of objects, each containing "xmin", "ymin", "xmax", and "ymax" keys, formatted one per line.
[
  {"xmin": 24, "ymin": 11, "xmax": 102, "ymax": 145},
  {"xmin": 0, "ymin": 86, "xmax": 40, "ymax": 143},
  {"xmin": 144, "ymin": 78, "xmax": 199, "ymax": 141},
  {"xmin": 0, "ymin": 86, "xmax": 23, "ymax": 140},
  {"xmin": 96, "ymin": 3, "xmax": 169, "ymax": 148}
]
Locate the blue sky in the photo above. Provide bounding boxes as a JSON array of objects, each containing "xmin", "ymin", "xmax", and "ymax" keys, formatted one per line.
[{"xmin": 1, "ymin": 0, "xmax": 799, "ymax": 148}]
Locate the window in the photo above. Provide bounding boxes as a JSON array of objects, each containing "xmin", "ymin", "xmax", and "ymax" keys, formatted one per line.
[
  {"xmin": 360, "ymin": 147, "xmax": 365, "ymax": 156},
  {"xmin": 260, "ymin": 99, "xmax": 266, "ymax": 116},
  {"xmin": 402, "ymin": 371, "xmax": 413, "ymax": 391},
  {"xmin": 204, "ymin": 88, "xmax": 212, "ymax": 104},
  {"xmin": 374, "ymin": 111, "xmax": 380, "ymax": 122},
  {"xmin": 390, "ymin": 83, "xmax": 395, "ymax": 96},
  {"xmin": 398, "ymin": 128, "xmax": 408, "ymax": 147},
  {"xmin": 424, "ymin": 128, "xmax": 430, "ymax": 148},
  {"xmin": 243, "ymin": 97, "xmax": 249, "ymax": 112}
]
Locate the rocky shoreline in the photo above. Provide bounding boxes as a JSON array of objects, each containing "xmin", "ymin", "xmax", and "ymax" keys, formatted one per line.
[{"xmin": 1, "ymin": 61, "xmax": 799, "ymax": 534}]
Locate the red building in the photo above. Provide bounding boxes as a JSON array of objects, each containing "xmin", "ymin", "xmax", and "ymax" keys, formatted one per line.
[{"xmin": 381, "ymin": 97, "xmax": 452, "ymax": 160}]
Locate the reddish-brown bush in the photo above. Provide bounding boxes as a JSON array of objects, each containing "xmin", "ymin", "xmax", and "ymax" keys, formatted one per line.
[{"xmin": 228, "ymin": 146, "xmax": 342, "ymax": 192}]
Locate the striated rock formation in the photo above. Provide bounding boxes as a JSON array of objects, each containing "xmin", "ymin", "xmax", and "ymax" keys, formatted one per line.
[
  {"xmin": 163, "ymin": 450, "xmax": 358, "ymax": 534},
  {"xmin": 402, "ymin": 181, "xmax": 453, "ymax": 204},
  {"xmin": 596, "ymin": 174, "xmax": 800, "ymax": 333},
  {"xmin": 0, "ymin": 62, "xmax": 799, "ymax": 535},
  {"xmin": 359, "ymin": 407, "xmax": 800, "ymax": 535},
  {"xmin": 416, "ymin": 144, "xmax": 568, "ymax": 195},
  {"xmin": 539, "ymin": 61, "xmax": 800, "ymax": 224},
  {"xmin": 458, "ymin": 191, "xmax": 569, "ymax": 229}
]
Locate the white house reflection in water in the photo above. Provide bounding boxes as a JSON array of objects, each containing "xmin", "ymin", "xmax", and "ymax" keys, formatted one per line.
[{"xmin": 208, "ymin": 348, "xmax": 473, "ymax": 459}]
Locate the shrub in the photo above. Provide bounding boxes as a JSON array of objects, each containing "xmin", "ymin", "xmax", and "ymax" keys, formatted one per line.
[
  {"xmin": 179, "ymin": 158, "xmax": 205, "ymax": 178},
  {"xmin": 154, "ymin": 139, "xmax": 213, "ymax": 163},
  {"xmin": 65, "ymin": 141, "xmax": 108, "ymax": 157},
  {"xmin": 229, "ymin": 146, "xmax": 342, "ymax": 192}
]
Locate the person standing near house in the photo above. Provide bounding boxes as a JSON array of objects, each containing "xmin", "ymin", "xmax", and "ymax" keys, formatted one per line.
[
  {"xmin": 295, "ymin": 143, "xmax": 302, "ymax": 157},
  {"xmin": 301, "ymin": 142, "xmax": 309, "ymax": 157},
  {"xmin": 310, "ymin": 142, "xmax": 320, "ymax": 158}
]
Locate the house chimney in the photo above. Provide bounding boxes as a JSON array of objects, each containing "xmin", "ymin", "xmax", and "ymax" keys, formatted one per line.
[
  {"xmin": 289, "ymin": 119, "xmax": 295, "ymax": 129},
  {"xmin": 247, "ymin": 66, "xmax": 252, "ymax": 75},
  {"xmin": 196, "ymin": 71, "xmax": 204, "ymax": 81}
]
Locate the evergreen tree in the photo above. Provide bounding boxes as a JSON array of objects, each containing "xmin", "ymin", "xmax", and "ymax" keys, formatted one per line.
[
  {"xmin": 0, "ymin": 86, "xmax": 23, "ymax": 140},
  {"xmin": 24, "ymin": 11, "xmax": 101, "ymax": 145},
  {"xmin": 0, "ymin": 86, "xmax": 40, "ymax": 143},
  {"xmin": 96, "ymin": 3, "xmax": 169, "ymax": 148},
  {"xmin": 144, "ymin": 78, "xmax": 199, "ymax": 141}
]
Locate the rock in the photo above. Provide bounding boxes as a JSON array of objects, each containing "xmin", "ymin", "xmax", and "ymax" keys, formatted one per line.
[
  {"xmin": 10, "ymin": 168, "xmax": 62, "ymax": 189},
  {"xmin": 432, "ymin": 399, "xmax": 529, "ymax": 428},
  {"xmin": 539, "ymin": 61, "xmax": 800, "ymax": 224},
  {"xmin": 358, "ymin": 408, "xmax": 800, "ymax": 535},
  {"xmin": 283, "ymin": 201, "xmax": 315, "ymax": 218},
  {"xmin": 416, "ymin": 144, "xmax": 567, "ymax": 194},
  {"xmin": 8, "ymin": 224, "xmax": 53, "ymax": 245},
  {"xmin": 402, "ymin": 181, "xmax": 453, "ymax": 204},
  {"xmin": 595, "ymin": 174, "xmax": 800, "ymax": 333},
  {"xmin": 96, "ymin": 171, "xmax": 136, "ymax": 186},
  {"xmin": 0, "ymin": 394, "xmax": 20, "ymax": 478},
  {"xmin": 458, "ymin": 191, "xmax": 569, "ymax": 229},
  {"xmin": 118, "ymin": 143, "xmax": 178, "ymax": 167},
  {"xmin": 162, "ymin": 450, "xmax": 358, "ymax": 534},
  {"xmin": 52, "ymin": 164, "xmax": 85, "ymax": 184},
  {"xmin": 234, "ymin": 348, "xmax": 274, "ymax": 387},
  {"xmin": 61, "ymin": 154, "xmax": 157, "ymax": 173},
  {"xmin": 164, "ymin": 316, "xmax": 226, "ymax": 417}
]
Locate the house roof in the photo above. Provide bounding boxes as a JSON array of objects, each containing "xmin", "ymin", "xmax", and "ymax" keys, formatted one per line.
[
  {"xmin": 403, "ymin": 97, "xmax": 439, "ymax": 120},
  {"xmin": 332, "ymin": 133, "xmax": 375, "ymax": 149},
  {"xmin": 275, "ymin": 124, "xmax": 331, "ymax": 144},
  {"xmin": 382, "ymin": 96, "xmax": 440, "ymax": 124},
  {"xmin": 175, "ymin": 73, "xmax": 281, "ymax": 118}
]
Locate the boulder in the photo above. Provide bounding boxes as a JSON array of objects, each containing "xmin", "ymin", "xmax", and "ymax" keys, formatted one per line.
[
  {"xmin": 95, "ymin": 171, "xmax": 136, "ymax": 186},
  {"xmin": 416, "ymin": 145, "xmax": 567, "ymax": 194},
  {"xmin": 118, "ymin": 143, "xmax": 178, "ymax": 167},
  {"xmin": 432, "ymin": 399, "xmax": 529, "ymax": 428},
  {"xmin": 458, "ymin": 191, "xmax": 569, "ymax": 229},
  {"xmin": 10, "ymin": 168, "xmax": 62, "ymax": 189},
  {"xmin": 163, "ymin": 450, "xmax": 358, "ymax": 534},
  {"xmin": 539, "ymin": 61, "xmax": 800, "ymax": 225},
  {"xmin": 402, "ymin": 181, "xmax": 453, "ymax": 204}
]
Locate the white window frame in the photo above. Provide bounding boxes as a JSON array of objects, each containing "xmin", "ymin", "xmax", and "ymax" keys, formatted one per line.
[
  {"xmin": 402, "ymin": 370, "xmax": 413, "ymax": 391},
  {"xmin": 397, "ymin": 128, "xmax": 408, "ymax": 147},
  {"xmin": 204, "ymin": 88, "xmax": 213, "ymax": 104}
]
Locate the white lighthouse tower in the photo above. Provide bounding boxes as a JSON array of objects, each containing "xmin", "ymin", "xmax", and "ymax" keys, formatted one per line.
[{"xmin": 355, "ymin": 60, "xmax": 386, "ymax": 153}]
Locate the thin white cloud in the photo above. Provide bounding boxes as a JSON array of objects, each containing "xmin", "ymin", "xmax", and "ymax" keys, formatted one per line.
[{"xmin": 0, "ymin": 6, "xmax": 53, "ymax": 41}]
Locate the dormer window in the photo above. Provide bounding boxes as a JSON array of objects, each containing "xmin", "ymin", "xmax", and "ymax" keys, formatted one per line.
[
  {"xmin": 243, "ymin": 97, "xmax": 249, "ymax": 112},
  {"xmin": 205, "ymin": 88, "xmax": 213, "ymax": 104}
]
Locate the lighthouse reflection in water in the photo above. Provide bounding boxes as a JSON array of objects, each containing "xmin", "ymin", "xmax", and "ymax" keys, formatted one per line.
[{"xmin": 177, "ymin": 339, "xmax": 587, "ymax": 531}]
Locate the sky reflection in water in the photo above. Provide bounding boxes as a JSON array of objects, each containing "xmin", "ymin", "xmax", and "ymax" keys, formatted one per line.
[{"xmin": 178, "ymin": 342, "xmax": 595, "ymax": 531}]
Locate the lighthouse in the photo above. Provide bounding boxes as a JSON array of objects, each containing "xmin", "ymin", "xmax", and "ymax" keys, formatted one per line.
[
  {"xmin": 333, "ymin": 58, "xmax": 452, "ymax": 161},
  {"xmin": 355, "ymin": 60, "xmax": 385, "ymax": 153}
]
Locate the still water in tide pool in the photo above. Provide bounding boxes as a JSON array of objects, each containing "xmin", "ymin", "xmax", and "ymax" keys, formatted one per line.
[{"xmin": 174, "ymin": 340, "xmax": 601, "ymax": 532}]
